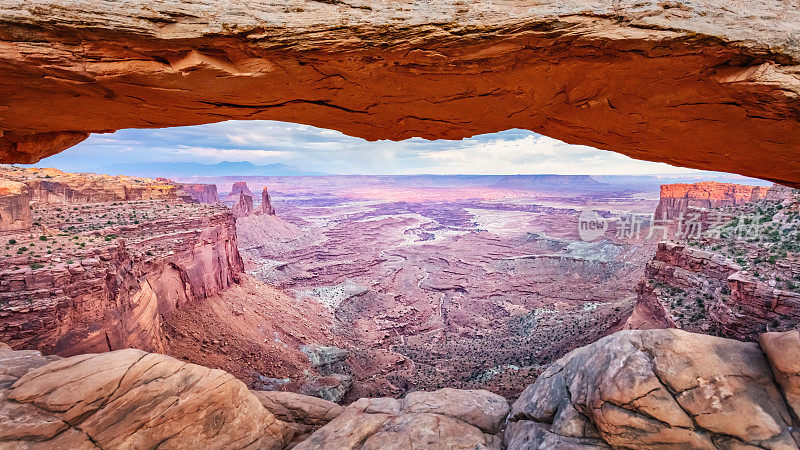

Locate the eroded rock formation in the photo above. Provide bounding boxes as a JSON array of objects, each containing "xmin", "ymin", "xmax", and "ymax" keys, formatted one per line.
[
  {"xmin": 0, "ymin": 178, "xmax": 30, "ymax": 231},
  {"xmin": 232, "ymin": 192, "xmax": 255, "ymax": 218},
  {"xmin": 295, "ymin": 388, "xmax": 509, "ymax": 449},
  {"xmin": 4, "ymin": 328, "xmax": 800, "ymax": 449},
  {"xmin": 626, "ymin": 242, "xmax": 800, "ymax": 341},
  {"xmin": 626, "ymin": 185, "xmax": 800, "ymax": 341},
  {"xmin": 260, "ymin": 187, "xmax": 276, "ymax": 215},
  {"xmin": 506, "ymin": 328, "xmax": 800, "ymax": 448},
  {"xmin": 656, "ymin": 181, "xmax": 770, "ymax": 220},
  {"xmin": 0, "ymin": 346, "xmax": 293, "ymax": 449},
  {"xmin": 175, "ymin": 182, "xmax": 219, "ymax": 204},
  {"xmin": 0, "ymin": 169, "xmax": 243, "ymax": 355},
  {"xmin": 0, "ymin": 166, "xmax": 177, "ymax": 230},
  {"xmin": 0, "ymin": 203, "xmax": 243, "ymax": 355},
  {"xmin": 1, "ymin": 1, "xmax": 800, "ymax": 185},
  {"xmin": 2, "ymin": 166, "xmax": 176, "ymax": 204}
]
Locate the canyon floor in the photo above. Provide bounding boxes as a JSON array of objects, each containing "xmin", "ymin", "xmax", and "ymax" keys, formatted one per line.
[
  {"xmin": 3, "ymin": 168, "xmax": 800, "ymax": 448},
  {"xmin": 225, "ymin": 176, "xmax": 666, "ymax": 399}
]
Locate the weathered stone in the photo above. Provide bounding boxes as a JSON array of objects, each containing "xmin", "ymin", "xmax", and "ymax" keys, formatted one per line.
[
  {"xmin": 295, "ymin": 409, "xmax": 501, "ymax": 450},
  {"xmin": 2, "ymin": 349, "xmax": 293, "ymax": 449},
  {"xmin": 231, "ymin": 192, "xmax": 254, "ymax": 218},
  {"xmin": 402, "ymin": 388, "xmax": 510, "ymax": 434},
  {"xmin": 0, "ymin": 179, "xmax": 30, "ymax": 231},
  {"xmin": 251, "ymin": 390, "xmax": 343, "ymax": 426},
  {"xmin": 656, "ymin": 181, "xmax": 770, "ymax": 220},
  {"xmin": 2, "ymin": 2, "xmax": 800, "ymax": 185},
  {"xmin": 0, "ymin": 168, "xmax": 244, "ymax": 357},
  {"xmin": 507, "ymin": 329, "xmax": 797, "ymax": 449},
  {"xmin": 300, "ymin": 373, "xmax": 353, "ymax": 404},
  {"xmin": 760, "ymin": 330, "xmax": 800, "ymax": 423},
  {"xmin": 176, "ymin": 183, "xmax": 219, "ymax": 204},
  {"xmin": 260, "ymin": 187, "xmax": 276, "ymax": 216},
  {"xmin": 0, "ymin": 343, "xmax": 59, "ymax": 390}
]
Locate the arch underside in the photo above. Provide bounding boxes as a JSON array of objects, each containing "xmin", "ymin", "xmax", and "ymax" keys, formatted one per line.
[{"xmin": 0, "ymin": 0, "xmax": 799, "ymax": 185}]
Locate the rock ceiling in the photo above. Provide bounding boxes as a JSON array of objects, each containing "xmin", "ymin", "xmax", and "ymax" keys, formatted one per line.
[{"xmin": 0, "ymin": 0, "xmax": 799, "ymax": 185}]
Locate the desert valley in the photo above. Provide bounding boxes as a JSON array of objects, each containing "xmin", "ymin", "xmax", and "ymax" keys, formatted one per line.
[{"xmin": 1, "ymin": 163, "xmax": 799, "ymax": 448}]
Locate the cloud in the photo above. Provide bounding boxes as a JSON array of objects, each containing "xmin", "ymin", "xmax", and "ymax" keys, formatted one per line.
[
  {"xmin": 165, "ymin": 146, "xmax": 296, "ymax": 161},
  {"xmin": 28, "ymin": 119, "xmax": 709, "ymax": 176}
]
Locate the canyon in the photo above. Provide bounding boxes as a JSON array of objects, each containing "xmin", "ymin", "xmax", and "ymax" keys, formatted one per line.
[
  {"xmin": 0, "ymin": 166, "xmax": 344, "ymax": 396},
  {"xmin": 0, "ymin": 0, "xmax": 799, "ymax": 445},
  {"xmin": 229, "ymin": 176, "xmax": 664, "ymax": 400},
  {"xmin": 1, "ymin": 166, "xmax": 800, "ymax": 448},
  {"xmin": 626, "ymin": 182, "xmax": 800, "ymax": 342}
]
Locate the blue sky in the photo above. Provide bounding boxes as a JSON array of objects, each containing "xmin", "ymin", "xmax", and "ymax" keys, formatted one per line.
[{"xmin": 35, "ymin": 120, "xmax": 714, "ymax": 176}]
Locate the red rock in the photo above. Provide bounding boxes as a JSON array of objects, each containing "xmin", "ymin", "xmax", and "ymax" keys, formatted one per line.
[
  {"xmin": 230, "ymin": 182, "xmax": 253, "ymax": 198},
  {"xmin": 507, "ymin": 329, "xmax": 799, "ymax": 448},
  {"xmin": 1, "ymin": 2, "xmax": 800, "ymax": 185},
  {"xmin": 231, "ymin": 192, "xmax": 254, "ymax": 218},
  {"xmin": 655, "ymin": 181, "xmax": 768, "ymax": 220},
  {"xmin": 260, "ymin": 187, "xmax": 276, "ymax": 215},
  {"xmin": 0, "ymin": 179, "xmax": 31, "ymax": 231},
  {"xmin": 175, "ymin": 183, "xmax": 219, "ymax": 204},
  {"xmin": 0, "ymin": 191, "xmax": 244, "ymax": 356}
]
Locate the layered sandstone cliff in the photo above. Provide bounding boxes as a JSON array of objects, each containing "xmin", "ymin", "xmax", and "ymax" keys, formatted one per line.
[
  {"xmin": 627, "ymin": 186, "xmax": 800, "ymax": 341},
  {"xmin": 232, "ymin": 192, "xmax": 255, "ymax": 218},
  {"xmin": 0, "ymin": 166, "xmax": 177, "ymax": 231},
  {"xmin": 655, "ymin": 181, "xmax": 769, "ymax": 220},
  {"xmin": 2, "ymin": 166, "xmax": 176, "ymax": 204},
  {"xmin": 0, "ymin": 168, "xmax": 347, "ymax": 396},
  {"xmin": 175, "ymin": 182, "xmax": 219, "ymax": 204},
  {"xmin": 230, "ymin": 181, "xmax": 253, "ymax": 198},
  {"xmin": 1, "ymin": 1, "xmax": 800, "ymax": 185},
  {"xmin": 0, "ymin": 201, "xmax": 243, "ymax": 356},
  {"xmin": 0, "ymin": 179, "xmax": 30, "ymax": 231}
]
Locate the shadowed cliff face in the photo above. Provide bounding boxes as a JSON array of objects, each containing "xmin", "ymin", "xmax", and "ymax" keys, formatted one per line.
[{"xmin": 1, "ymin": 1, "xmax": 800, "ymax": 185}]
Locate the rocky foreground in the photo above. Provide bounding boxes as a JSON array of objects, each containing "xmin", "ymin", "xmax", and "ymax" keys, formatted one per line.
[{"xmin": 1, "ymin": 327, "xmax": 799, "ymax": 449}]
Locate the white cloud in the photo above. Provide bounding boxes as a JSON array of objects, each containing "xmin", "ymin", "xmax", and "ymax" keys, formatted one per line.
[
  {"xmin": 166, "ymin": 146, "xmax": 296, "ymax": 162},
  {"xmin": 34, "ymin": 120, "xmax": 710, "ymax": 176}
]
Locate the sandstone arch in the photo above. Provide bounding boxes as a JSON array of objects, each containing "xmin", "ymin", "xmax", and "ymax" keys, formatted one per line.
[{"xmin": 1, "ymin": 0, "xmax": 799, "ymax": 185}]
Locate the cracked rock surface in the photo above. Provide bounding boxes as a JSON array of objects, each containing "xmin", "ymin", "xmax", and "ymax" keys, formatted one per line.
[
  {"xmin": 507, "ymin": 328, "xmax": 800, "ymax": 449},
  {"xmin": 0, "ymin": 347, "xmax": 293, "ymax": 449},
  {"xmin": 1, "ymin": 1, "xmax": 800, "ymax": 185}
]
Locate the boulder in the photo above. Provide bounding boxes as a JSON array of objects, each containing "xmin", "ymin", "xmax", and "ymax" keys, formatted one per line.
[
  {"xmin": 507, "ymin": 329, "xmax": 798, "ymax": 448},
  {"xmin": 300, "ymin": 373, "xmax": 353, "ymax": 404},
  {"xmin": 295, "ymin": 409, "xmax": 501, "ymax": 450},
  {"xmin": 402, "ymin": 388, "xmax": 509, "ymax": 434},
  {"xmin": 1, "ymin": 348, "xmax": 293, "ymax": 449},
  {"xmin": 294, "ymin": 388, "xmax": 508, "ymax": 449},
  {"xmin": 251, "ymin": 390, "xmax": 344, "ymax": 426},
  {"xmin": 760, "ymin": 330, "xmax": 800, "ymax": 422}
]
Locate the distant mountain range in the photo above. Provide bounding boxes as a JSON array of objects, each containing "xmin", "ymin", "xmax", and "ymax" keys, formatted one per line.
[{"xmin": 94, "ymin": 161, "xmax": 326, "ymax": 178}]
